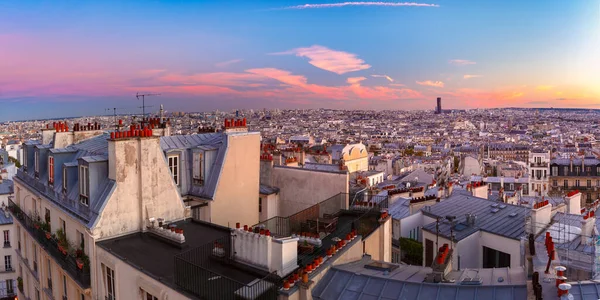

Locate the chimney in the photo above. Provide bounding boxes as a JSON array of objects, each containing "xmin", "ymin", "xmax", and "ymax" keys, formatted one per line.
[
  {"xmin": 565, "ymin": 191, "xmax": 582, "ymax": 215},
  {"xmin": 233, "ymin": 226, "xmax": 298, "ymax": 276},
  {"xmin": 530, "ymin": 200, "xmax": 552, "ymax": 235},
  {"xmin": 471, "ymin": 181, "xmax": 489, "ymax": 199},
  {"xmin": 581, "ymin": 211, "xmax": 595, "ymax": 245}
]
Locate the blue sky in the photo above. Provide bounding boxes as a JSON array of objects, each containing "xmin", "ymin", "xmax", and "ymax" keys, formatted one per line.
[{"xmin": 1, "ymin": 0, "xmax": 598, "ymax": 121}]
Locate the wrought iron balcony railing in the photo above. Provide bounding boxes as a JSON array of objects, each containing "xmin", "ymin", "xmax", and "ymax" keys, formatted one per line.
[{"xmin": 8, "ymin": 199, "xmax": 91, "ymax": 289}]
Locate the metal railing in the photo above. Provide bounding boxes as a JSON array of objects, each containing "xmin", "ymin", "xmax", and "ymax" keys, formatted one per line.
[
  {"xmin": 8, "ymin": 198, "xmax": 91, "ymax": 288},
  {"xmin": 174, "ymin": 235, "xmax": 282, "ymax": 300},
  {"xmin": 254, "ymin": 193, "xmax": 379, "ymax": 238}
]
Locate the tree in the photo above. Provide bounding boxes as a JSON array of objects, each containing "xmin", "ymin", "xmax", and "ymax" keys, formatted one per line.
[{"xmin": 8, "ymin": 156, "xmax": 20, "ymax": 168}]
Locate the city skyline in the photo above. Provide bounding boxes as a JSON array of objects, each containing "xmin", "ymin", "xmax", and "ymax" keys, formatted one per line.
[{"xmin": 1, "ymin": 0, "xmax": 599, "ymax": 121}]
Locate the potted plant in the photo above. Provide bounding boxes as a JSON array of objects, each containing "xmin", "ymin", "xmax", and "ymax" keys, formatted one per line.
[
  {"xmin": 56, "ymin": 228, "xmax": 69, "ymax": 255},
  {"xmin": 41, "ymin": 222, "xmax": 51, "ymax": 239},
  {"xmin": 298, "ymin": 240, "xmax": 314, "ymax": 254}
]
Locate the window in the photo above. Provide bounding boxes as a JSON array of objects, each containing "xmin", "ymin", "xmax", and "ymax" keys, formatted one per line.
[
  {"xmin": 3, "ymin": 230, "xmax": 9, "ymax": 248},
  {"xmin": 60, "ymin": 218, "xmax": 66, "ymax": 233},
  {"xmin": 45, "ymin": 208, "xmax": 51, "ymax": 232},
  {"xmin": 483, "ymin": 246, "xmax": 511, "ymax": 268},
  {"xmin": 168, "ymin": 155, "xmax": 179, "ymax": 186},
  {"xmin": 597, "ymin": 180, "xmax": 600, "ymax": 187},
  {"xmin": 576, "ymin": 167, "xmax": 580, "ymax": 175},
  {"xmin": 23, "ymin": 147, "xmax": 28, "ymax": 170},
  {"xmin": 192, "ymin": 152, "xmax": 204, "ymax": 185},
  {"xmin": 597, "ymin": 167, "xmax": 600, "ymax": 175},
  {"xmin": 63, "ymin": 274, "xmax": 68, "ymax": 299},
  {"xmin": 77, "ymin": 230, "xmax": 84, "ymax": 251},
  {"xmin": 33, "ymin": 244, "xmax": 38, "ymax": 272},
  {"xmin": 575, "ymin": 180, "xmax": 580, "ymax": 187},
  {"xmin": 586, "ymin": 167, "xmax": 591, "ymax": 173},
  {"xmin": 48, "ymin": 156, "xmax": 54, "ymax": 185},
  {"xmin": 63, "ymin": 167, "xmax": 68, "ymax": 192},
  {"xmin": 143, "ymin": 290, "xmax": 158, "ymax": 300},
  {"xmin": 35, "ymin": 288, "xmax": 40, "ymax": 300},
  {"xmin": 259, "ymin": 198, "xmax": 262, "ymax": 213},
  {"xmin": 564, "ymin": 166, "xmax": 569, "ymax": 175},
  {"xmin": 104, "ymin": 265, "xmax": 116, "ymax": 300},
  {"xmin": 6, "ymin": 279, "xmax": 14, "ymax": 295},
  {"xmin": 81, "ymin": 293, "xmax": 85, "ymax": 300},
  {"xmin": 553, "ymin": 180, "xmax": 557, "ymax": 187},
  {"xmin": 34, "ymin": 150, "xmax": 39, "ymax": 176},
  {"xmin": 47, "ymin": 258, "xmax": 52, "ymax": 290},
  {"xmin": 79, "ymin": 165, "xmax": 89, "ymax": 206},
  {"xmin": 4, "ymin": 256, "xmax": 11, "ymax": 271},
  {"xmin": 564, "ymin": 180, "xmax": 568, "ymax": 188},
  {"xmin": 588, "ymin": 180, "xmax": 592, "ymax": 188}
]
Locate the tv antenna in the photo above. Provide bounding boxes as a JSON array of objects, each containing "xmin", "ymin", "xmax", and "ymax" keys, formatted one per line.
[
  {"xmin": 105, "ymin": 107, "xmax": 126, "ymax": 130},
  {"xmin": 136, "ymin": 93, "xmax": 160, "ymax": 119}
]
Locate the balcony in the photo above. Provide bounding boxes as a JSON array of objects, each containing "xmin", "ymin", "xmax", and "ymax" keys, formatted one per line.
[
  {"xmin": 530, "ymin": 162, "xmax": 548, "ymax": 168},
  {"xmin": 8, "ymin": 199, "xmax": 91, "ymax": 289}
]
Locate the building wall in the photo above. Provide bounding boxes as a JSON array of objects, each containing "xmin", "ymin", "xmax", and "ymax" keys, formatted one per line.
[
  {"xmin": 14, "ymin": 180, "xmax": 94, "ymax": 300},
  {"xmin": 0, "ymin": 216, "xmax": 16, "ymax": 299},
  {"xmin": 259, "ymin": 193, "xmax": 279, "ymax": 222},
  {"xmin": 100, "ymin": 137, "xmax": 187, "ymax": 239},
  {"xmin": 455, "ymin": 232, "xmax": 480, "ymax": 269},
  {"xmin": 480, "ymin": 231, "xmax": 521, "ymax": 269},
  {"xmin": 363, "ymin": 218, "xmax": 391, "ymax": 262},
  {"xmin": 211, "ymin": 132, "xmax": 261, "ymax": 227},
  {"xmin": 272, "ymin": 167, "xmax": 349, "ymax": 217},
  {"xmin": 96, "ymin": 247, "xmax": 189, "ymax": 300}
]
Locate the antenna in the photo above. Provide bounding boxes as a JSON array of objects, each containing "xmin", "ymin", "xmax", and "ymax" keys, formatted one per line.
[
  {"xmin": 105, "ymin": 107, "xmax": 126, "ymax": 130},
  {"xmin": 136, "ymin": 93, "xmax": 160, "ymax": 119}
]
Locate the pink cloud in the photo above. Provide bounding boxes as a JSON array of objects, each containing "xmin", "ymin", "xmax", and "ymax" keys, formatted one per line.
[
  {"xmin": 347, "ymin": 77, "xmax": 367, "ymax": 84},
  {"xmin": 416, "ymin": 80, "xmax": 444, "ymax": 88},
  {"xmin": 449, "ymin": 59, "xmax": 476, "ymax": 66},
  {"xmin": 271, "ymin": 45, "xmax": 371, "ymax": 74},
  {"xmin": 463, "ymin": 74, "xmax": 483, "ymax": 79},
  {"xmin": 157, "ymin": 72, "xmax": 267, "ymax": 87}
]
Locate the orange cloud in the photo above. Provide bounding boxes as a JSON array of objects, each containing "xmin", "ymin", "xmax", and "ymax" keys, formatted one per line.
[
  {"xmin": 536, "ymin": 85, "xmax": 554, "ymax": 90},
  {"xmin": 271, "ymin": 45, "xmax": 371, "ymax": 74},
  {"xmin": 416, "ymin": 80, "xmax": 444, "ymax": 88}
]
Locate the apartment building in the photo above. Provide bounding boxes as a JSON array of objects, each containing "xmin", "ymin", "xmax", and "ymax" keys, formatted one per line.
[
  {"xmin": 549, "ymin": 156, "xmax": 600, "ymax": 204},
  {"xmin": 0, "ymin": 178, "xmax": 16, "ymax": 300},
  {"xmin": 528, "ymin": 149, "xmax": 550, "ymax": 196},
  {"xmin": 486, "ymin": 143, "xmax": 529, "ymax": 162},
  {"xmin": 10, "ymin": 118, "xmax": 260, "ymax": 300}
]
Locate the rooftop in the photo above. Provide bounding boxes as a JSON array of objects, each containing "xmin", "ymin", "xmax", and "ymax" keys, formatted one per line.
[
  {"xmin": 97, "ymin": 219, "xmax": 273, "ymax": 299},
  {"xmin": 0, "ymin": 179, "xmax": 13, "ymax": 195},
  {"xmin": 312, "ymin": 257, "xmax": 528, "ymax": 300},
  {"xmin": 0, "ymin": 208, "xmax": 13, "ymax": 225},
  {"xmin": 421, "ymin": 193, "xmax": 530, "ymax": 241}
]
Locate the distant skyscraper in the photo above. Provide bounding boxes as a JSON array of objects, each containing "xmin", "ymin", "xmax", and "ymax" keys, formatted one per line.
[{"xmin": 436, "ymin": 97, "xmax": 442, "ymax": 114}]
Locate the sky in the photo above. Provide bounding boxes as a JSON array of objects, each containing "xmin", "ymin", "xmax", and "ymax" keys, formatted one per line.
[{"xmin": 1, "ymin": 0, "xmax": 599, "ymax": 121}]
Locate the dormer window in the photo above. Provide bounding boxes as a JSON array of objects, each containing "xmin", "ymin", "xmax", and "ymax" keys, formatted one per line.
[
  {"xmin": 23, "ymin": 147, "xmax": 28, "ymax": 171},
  {"xmin": 79, "ymin": 165, "xmax": 89, "ymax": 206},
  {"xmin": 168, "ymin": 155, "xmax": 180, "ymax": 186},
  {"xmin": 62, "ymin": 167, "xmax": 68, "ymax": 193},
  {"xmin": 34, "ymin": 150, "xmax": 39, "ymax": 178},
  {"xmin": 48, "ymin": 156, "xmax": 54, "ymax": 186},
  {"xmin": 193, "ymin": 152, "xmax": 204, "ymax": 186}
]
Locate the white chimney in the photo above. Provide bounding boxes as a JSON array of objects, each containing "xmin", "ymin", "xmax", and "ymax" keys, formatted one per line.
[
  {"xmin": 565, "ymin": 191, "xmax": 582, "ymax": 215},
  {"xmin": 530, "ymin": 200, "xmax": 552, "ymax": 235},
  {"xmin": 581, "ymin": 211, "xmax": 595, "ymax": 245}
]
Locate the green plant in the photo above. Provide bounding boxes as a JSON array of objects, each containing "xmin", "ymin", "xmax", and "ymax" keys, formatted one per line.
[
  {"xmin": 17, "ymin": 277, "xmax": 23, "ymax": 292},
  {"xmin": 56, "ymin": 228, "xmax": 68, "ymax": 247},
  {"xmin": 40, "ymin": 221, "xmax": 50, "ymax": 232},
  {"xmin": 399, "ymin": 237, "xmax": 423, "ymax": 265}
]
